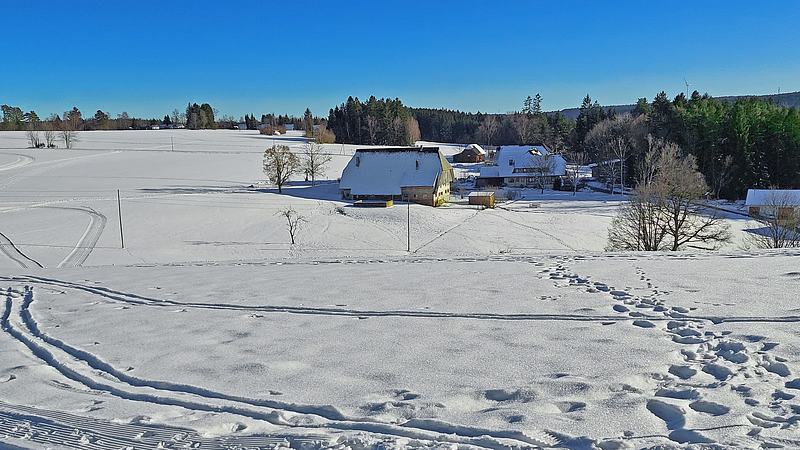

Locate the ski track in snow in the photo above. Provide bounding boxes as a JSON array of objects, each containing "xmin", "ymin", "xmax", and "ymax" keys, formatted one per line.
[
  {"xmin": 1, "ymin": 275, "xmax": 683, "ymax": 324},
  {"xmin": 0, "ymin": 153, "xmax": 35, "ymax": 172},
  {"xmin": 0, "ymin": 206, "xmax": 105, "ymax": 269},
  {"xmin": 539, "ymin": 259, "xmax": 800, "ymax": 447},
  {"xmin": 0, "ymin": 150, "xmax": 119, "ymax": 192},
  {"xmin": 52, "ymin": 206, "xmax": 107, "ymax": 268},
  {"xmin": 0, "ymin": 231, "xmax": 43, "ymax": 269},
  {"xmin": 1, "ymin": 254, "xmax": 799, "ymax": 448},
  {"xmin": 0, "ymin": 287, "xmax": 560, "ymax": 450}
]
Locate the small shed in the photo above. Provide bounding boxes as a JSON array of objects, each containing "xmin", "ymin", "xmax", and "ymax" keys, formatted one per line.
[
  {"xmin": 453, "ymin": 144, "xmax": 486, "ymax": 163},
  {"xmin": 468, "ymin": 191, "xmax": 495, "ymax": 208},
  {"xmin": 745, "ymin": 189, "xmax": 800, "ymax": 226},
  {"xmin": 354, "ymin": 199, "xmax": 394, "ymax": 208}
]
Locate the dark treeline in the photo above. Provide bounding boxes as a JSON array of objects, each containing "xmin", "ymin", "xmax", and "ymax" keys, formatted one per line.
[
  {"xmin": 645, "ymin": 91, "xmax": 800, "ymax": 198},
  {"xmin": 327, "ymin": 94, "xmax": 585, "ymax": 152},
  {"xmin": 325, "ymin": 92, "xmax": 800, "ymax": 198},
  {"xmin": 0, "ymin": 104, "xmax": 175, "ymax": 131},
  {"xmin": 326, "ymin": 96, "xmax": 420, "ymax": 146},
  {"xmin": 581, "ymin": 91, "xmax": 800, "ymax": 198},
  {"xmin": 1, "ymin": 103, "xmax": 313, "ymax": 132}
]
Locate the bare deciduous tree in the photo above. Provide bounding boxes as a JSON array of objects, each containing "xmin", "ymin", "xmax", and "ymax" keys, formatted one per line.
[
  {"xmin": 745, "ymin": 190, "xmax": 800, "ymax": 248},
  {"xmin": 26, "ymin": 119, "xmax": 41, "ymax": 148},
  {"xmin": 530, "ymin": 153, "xmax": 556, "ymax": 194},
  {"xmin": 277, "ymin": 207, "xmax": 306, "ymax": 245},
  {"xmin": 607, "ymin": 139, "xmax": 730, "ymax": 251},
  {"xmin": 60, "ymin": 111, "xmax": 80, "ymax": 149},
  {"xmin": 42, "ymin": 119, "xmax": 57, "ymax": 148},
  {"xmin": 263, "ymin": 145, "xmax": 300, "ymax": 193},
  {"xmin": 657, "ymin": 144, "xmax": 731, "ymax": 251},
  {"xmin": 566, "ymin": 150, "xmax": 588, "ymax": 196},
  {"xmin": 301, "ymin": 142, "xmax": 332, "ymax": 186},
  {"xmin": 478, "ymin": 115, "xmax": 498, "ymax": 147},
  {"xmin": 365, "ymin": 115, "xmax": 378, "ymax": 145},
  {"xmin": 585, "ymin": 114, "xmax": 646, "ymax": 194},
  {"xmin": 710, "ymin": 154, "xmax": 733, "ymax": 199}
]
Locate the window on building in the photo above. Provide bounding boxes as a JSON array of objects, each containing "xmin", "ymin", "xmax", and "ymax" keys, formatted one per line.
[
  {"xmin": 509, "ymin": 159, "xmax": 514, "ymax": 166},
  {"xmin": 415, "ymin": 160, "xmax": 420, "ymax": 170},
  {"xmin": 355, "ymin": 157, "xmax": 360, "ymax": 167}
]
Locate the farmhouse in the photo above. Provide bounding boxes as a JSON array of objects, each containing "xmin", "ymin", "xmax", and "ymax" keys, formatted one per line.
[
  {"xmin": 746, "ymin": 189, "xmax": 800, "ymax": 227},
  {"xmin": 339, "ymin": 147, "xmax": 455, "ymax": 206},
  {"xmin": 476, "ymin": 144, "xmax": 566, "ymax": 188},
  {"xmin": 453, "ymin": 144, "xmax": 486, "ymax": 163}
]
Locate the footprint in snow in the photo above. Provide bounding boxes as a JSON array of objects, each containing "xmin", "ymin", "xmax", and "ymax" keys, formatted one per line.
[
  {"xmin": 668, "ymin": 365, "xmax": 697, "ymax": 380},
  {"xmin": 772, "ymin": 390, "xmax": 795, "ymax": 401},
  {"xmin": 689, "ymin": 400, "xmax": 731, "ymax": 416},
  {"xmin": 554, "ymin": 401, "xmax": 586, "ymax": 413}
]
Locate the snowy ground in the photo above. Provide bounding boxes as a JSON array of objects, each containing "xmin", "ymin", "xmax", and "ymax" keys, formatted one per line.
[{"xmin": 0, "ymin": 130, "xmax": 797, "ymax": 449}]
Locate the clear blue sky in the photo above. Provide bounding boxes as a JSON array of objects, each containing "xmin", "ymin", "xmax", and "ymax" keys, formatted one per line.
[{"xmin": 2, "ymin": 0, "xmax": 799, "ymax": 119}]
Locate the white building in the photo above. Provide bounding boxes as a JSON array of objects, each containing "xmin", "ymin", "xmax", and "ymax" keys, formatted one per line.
[
  {"xmin": 339, "ymin": 147, "xmax": 454, "ymax": 207},
  {"xmin": 476, "ymin": 144, "xmax": 566, "ymax": 188},
  {"xmin": 746, "ymin": 189, "xmax": 800, "ymax": 226}
]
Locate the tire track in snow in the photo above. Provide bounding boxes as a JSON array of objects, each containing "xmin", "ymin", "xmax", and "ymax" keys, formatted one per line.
[
  {"xmin": 0, "ymin": 231, "xmax": 43, "ymax": 269},
  {"xmin": 51, "ymin": 206, "xmax": 107, "ymax": 268},
  {"xmin": 0, "ymin": 287, "xmax": 557, "ymax": 450},
  {"xmin": 0, "ymin": 151, "xmax": 119, "ymax": 191},
  {"xmin": 413, "ymin": 208, "xmax": 482, "ymax": 253},
  {"xmin": 485, "ymin": 211, "xmax": 577, "ymax": 251},
  {"xmin": 0, "ymin": 153, "xmax": 34, "ymax": 172}
]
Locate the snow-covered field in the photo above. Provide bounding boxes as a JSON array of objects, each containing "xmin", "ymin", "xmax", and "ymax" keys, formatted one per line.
[{"xmin": 0, "ymin": 130, "xmax": 797, "ymax": 449}]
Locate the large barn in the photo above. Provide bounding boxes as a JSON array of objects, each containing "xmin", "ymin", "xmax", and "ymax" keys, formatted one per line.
[
  {"xmin": 339, "ymin": 147, "xmax": 455, "ymax": 206},
  {"xmin": 476, "ymin": 144, "xmax": 566, "ymax": 188}
]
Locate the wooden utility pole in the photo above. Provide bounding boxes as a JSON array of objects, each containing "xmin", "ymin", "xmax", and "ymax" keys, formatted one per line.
[{"xmin": 117, "ymin": 189, "xmax": 125, "ymax": 249}]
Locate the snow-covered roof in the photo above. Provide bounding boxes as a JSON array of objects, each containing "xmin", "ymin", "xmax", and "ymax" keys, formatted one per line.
[
  {"xmin": 339, "ymin": 147, "xmax": 448, "ymax": 196},
  {"xmin": 479, "ymin": 145, "xmax": 566, "ymax": 178},
  {"xmin": 465, "ymin": 144, "xmax": 486, "ymax": 155},
  {"xmin": 468, "ymin": 191, "xmax": 494, "ymax": 197},
  {"xmin": 745, "ymin": 189, "xmax": 800, "ymax": 206}
]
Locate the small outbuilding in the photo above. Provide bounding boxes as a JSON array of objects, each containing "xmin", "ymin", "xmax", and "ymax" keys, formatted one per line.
[
  {"xmin": 468, "ymin": 191, "xmax": 495, "ymax": 208},
  {"xmin": 745, "ymin": 189, "xmax": 800, "ymax": 227},
  {"xmin": 453, "ymin": 144, "xmax": 486, "ymax": 163}
]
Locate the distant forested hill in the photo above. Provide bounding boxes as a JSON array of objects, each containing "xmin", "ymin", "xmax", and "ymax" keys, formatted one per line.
[{"xmin": 555, "ymin": 91, "xmax": 800, "ymax": 120}]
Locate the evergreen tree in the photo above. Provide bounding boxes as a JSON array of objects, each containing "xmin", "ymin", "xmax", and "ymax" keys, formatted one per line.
[
  {"xmin": 532, "ymin": 93, "xmax": 543, "ymax": 115},
  {"xmin": 523, "ymin": 96, "xmax": 533, "ymax": 115},
  {"xmin": 632, "ymin": 98, "xmax": 650, "ymax": 117}
]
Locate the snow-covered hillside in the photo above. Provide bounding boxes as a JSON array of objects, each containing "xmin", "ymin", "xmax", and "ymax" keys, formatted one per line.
[{"xmin": 0, "ymin": 130, "xmax": 797, "ymax": 449}]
